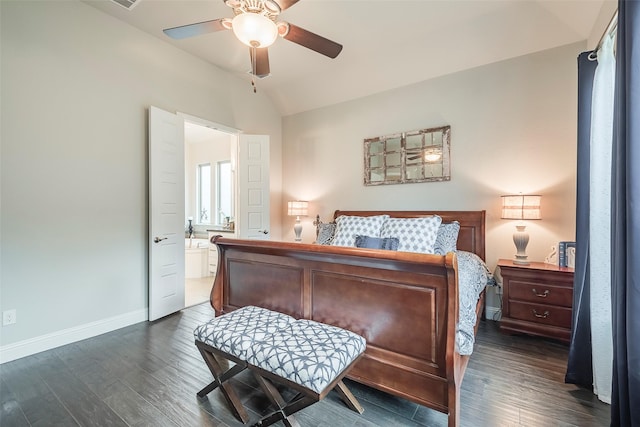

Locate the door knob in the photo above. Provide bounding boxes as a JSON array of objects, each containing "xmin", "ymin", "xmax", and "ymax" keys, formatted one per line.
[
  {"xmin": 259, "ymin": 230, "xmax": 269, "ymax": 235},
  {"xmin": 154, "ymin": 237, "xmax": 168, "ymax": 243}
]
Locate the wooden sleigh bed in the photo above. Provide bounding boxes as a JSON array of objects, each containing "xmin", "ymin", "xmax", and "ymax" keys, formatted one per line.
[{"xmin": 209, "ymin": 210, "xmax": 486, "ymax": 427}]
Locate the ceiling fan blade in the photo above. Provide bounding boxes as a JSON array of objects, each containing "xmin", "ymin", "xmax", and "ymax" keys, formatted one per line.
[
  {"xmin": 282, "ymin": 23, "xmax": 343, "ymax": 59},
  {"xmin": 163, "ymin": 19, "xmax": 227, "ymax": 40},
  {"xmin": 272, "ymin": 0, "xmax": 300, "ymax": 11},
  {"xmin": 407, "ymin": 155, "xmax": 422, "ymax": 160},
  {"xmin": 250, "ymin": 47, "xmax": 270, "ymax": 78}
]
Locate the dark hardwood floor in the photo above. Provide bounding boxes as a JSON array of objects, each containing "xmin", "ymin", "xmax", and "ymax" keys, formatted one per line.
[{"xmin": 0, "ymin": 303, "xmax": 610, "ymax": 426}]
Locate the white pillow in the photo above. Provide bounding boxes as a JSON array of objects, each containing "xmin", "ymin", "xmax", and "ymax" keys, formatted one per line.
[
  {"xmin": 380, "ymin": 215, "xmax": 442, "ymax": 254},
  {"xmin": 331, "ymin": 215, "xmax": 389, "ymax": 247}
]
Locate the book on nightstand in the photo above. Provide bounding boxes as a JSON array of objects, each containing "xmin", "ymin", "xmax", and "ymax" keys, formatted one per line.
[{"xmin": 558, "ymin": 241, "xmax": 576, "ymax": 268}]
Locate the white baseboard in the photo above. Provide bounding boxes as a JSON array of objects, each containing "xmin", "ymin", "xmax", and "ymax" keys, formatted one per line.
[
  {"xmin": 485, "ymin": 305, "xmax": 502, "ymax": 321},
  {"xmin": 0, "ymin": 308, "xmax": 148, "ymax": 364}
]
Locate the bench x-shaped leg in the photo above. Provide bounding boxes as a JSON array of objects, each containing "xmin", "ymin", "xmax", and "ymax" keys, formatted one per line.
[
  {"xmin": 250, "ymin": 373, "xmax": 364, "ymax": 427},
  {"xmin": 334, "ymin": 380, "xmax": 364, "ymax": 414},
  {"xmin": 195, "ymin": 341, "xmax": 250, "ymax": 424},
  {"xmin": 251, "ymin": 372, "xmax": 315, "ymax": 427}
]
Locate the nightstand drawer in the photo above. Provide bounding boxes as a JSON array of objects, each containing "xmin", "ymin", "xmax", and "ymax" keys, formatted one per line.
[
  {"xmin": 508, "ymin": 301, "xmax": 572, "ymax": 329},
  {"xmin": 508, "ymin": 281, "xmax": 573, "ymax": 307}
]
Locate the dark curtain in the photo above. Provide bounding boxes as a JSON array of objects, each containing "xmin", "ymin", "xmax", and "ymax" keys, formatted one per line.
[
  {"xmin": 565, "ymin": 52, "xmax": 597, "ymax": 388},
  {"xmin": 610, "ymin": 0, "xmax": 640, "ymax": 425}
]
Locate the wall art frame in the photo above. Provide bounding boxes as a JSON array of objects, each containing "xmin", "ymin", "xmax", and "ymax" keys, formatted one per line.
[{"xmin": 363, "ymin": 125, "xmax": 451, "ymax": 186}]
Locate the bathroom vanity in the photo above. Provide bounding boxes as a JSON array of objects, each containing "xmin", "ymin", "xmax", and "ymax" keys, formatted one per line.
[{"xmin": 207, "ymin": 229, "xmax": 236, "ymax": 275}]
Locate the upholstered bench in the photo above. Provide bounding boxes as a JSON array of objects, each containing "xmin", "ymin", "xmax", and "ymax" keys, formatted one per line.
[
  {"xmin": 194, "ymin": 306, "xmax": 295, "ymax": 423},
  {"xmin": 194, "ymin": 306, "xmax": 366, "ymax": 426}
]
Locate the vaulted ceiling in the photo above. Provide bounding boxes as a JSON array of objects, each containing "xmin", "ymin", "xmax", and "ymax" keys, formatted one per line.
[{"xmin": 86, "ymin": 0, "xmax": 607, "ymax": 116}]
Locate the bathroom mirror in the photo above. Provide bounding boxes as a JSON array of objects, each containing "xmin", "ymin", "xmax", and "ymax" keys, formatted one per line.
[{"xmin": 363, "ymin": 125, "xmax": 451, "ymax": 186}]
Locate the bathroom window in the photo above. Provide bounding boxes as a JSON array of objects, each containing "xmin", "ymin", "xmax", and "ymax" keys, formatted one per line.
[
  {"xmin": 217, "ymin": 161, "xmax": 233, "ymax": 224},
  {"xmin": 197, "ymin": 163, "xmax": 211, "ymax": 224}
]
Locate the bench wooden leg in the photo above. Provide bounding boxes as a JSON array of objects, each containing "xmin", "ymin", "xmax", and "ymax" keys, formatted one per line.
[
  {"xmin": 196, "ymin": 343, "xmax": 250, "ymax": 424},
  {"xmin": 334, "ymin": 380, "xmax": 364, "ymax": 414},
  {"xmin": 197, "ymin": 362, "xmax": 246, "ymax": 397},
  {"xmin": 248, "ymin": 358, "xmax": 364, "ymax": 426},
  {"xmin": 251, "ymin": 372, "xmax": 317, "ymax": 427}
]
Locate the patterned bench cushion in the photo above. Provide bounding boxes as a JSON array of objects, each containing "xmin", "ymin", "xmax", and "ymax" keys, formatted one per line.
[
  {"xmin": 246, "ymin": 319, "xmax": 366, "ymax": 394},
  {"xmin": 194, "ymin": 306, "xmax": 295, "ymax": 360}
]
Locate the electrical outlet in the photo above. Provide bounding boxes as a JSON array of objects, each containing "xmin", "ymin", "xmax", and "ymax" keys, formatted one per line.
[{"xmin": 3, "ymin": 309, "xmax": 17, "ymax": 326}]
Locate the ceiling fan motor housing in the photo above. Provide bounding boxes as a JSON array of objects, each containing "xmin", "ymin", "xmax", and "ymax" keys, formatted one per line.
[{"xmin": 225, "ymin": 0, "xmax": 281, "ymax": 17}]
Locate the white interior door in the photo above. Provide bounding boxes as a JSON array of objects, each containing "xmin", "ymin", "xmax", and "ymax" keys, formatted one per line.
[
  {"xmin": 149, "ymin": 106, "xmax": 185, "ymax": 321},
  {"xmin": 238, "ymin": 134, "xmax": 270, "ymax": 239}
]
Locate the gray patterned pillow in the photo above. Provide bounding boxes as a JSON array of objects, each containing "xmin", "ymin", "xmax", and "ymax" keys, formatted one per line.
[
  {"xmin": 331, "ymin": 215, "xmax": 389, "ymax": 247},
  {"xmin": 434, "ymin": 221, "xmax": 461, "ymax": 255},
  {"xmin": 380, "ymin": 216, "xmax": 442, "ymax": 254},
  {"xmin": 316, "ymin": 222, "xmax": 336, "ymax": 245},
  {"xmin": 354, "ymin": 235, "xmax": 400, "ymax": 251}
]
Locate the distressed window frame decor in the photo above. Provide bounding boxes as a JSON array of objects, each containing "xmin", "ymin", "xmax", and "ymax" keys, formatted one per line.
[{"xmin": 363, "ymin": 125, "xmax": 451, "ymax": 186}]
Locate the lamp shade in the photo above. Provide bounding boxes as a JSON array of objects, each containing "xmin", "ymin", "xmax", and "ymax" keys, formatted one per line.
[
  {"xmin": 232, "ymin": 13, "xmax": 278, "ymax": 48},
  {"xmin": 287, "ymin": 201, "xmax": 308, "ymax": 217},
  {"xmin": 501, "ymin": 195, "xmax": 541, "ymax": 220}
]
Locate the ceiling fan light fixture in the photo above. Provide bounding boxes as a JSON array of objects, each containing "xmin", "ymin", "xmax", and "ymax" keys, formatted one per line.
[{"xmin": 232, "ymin": 12, "xmax": 278, "ymax": 47}]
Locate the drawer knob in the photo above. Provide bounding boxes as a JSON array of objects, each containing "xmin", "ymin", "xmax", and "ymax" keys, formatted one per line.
[
  {"xmin": 532, "ymin": 309, "xmax": 550, "ymax": 319},
  {"xmin": 531, "ymin": 288, "xmax": 550, "ymax": 298}
]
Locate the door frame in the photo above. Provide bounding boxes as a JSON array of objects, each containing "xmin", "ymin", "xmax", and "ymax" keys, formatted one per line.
[
  {"xmin": 179, "ymin": 113, "xmax": 240, "ymax": 136},
  {"xmin": 149, "ymin": 109, "xmax": 270, "ymax": 320}
]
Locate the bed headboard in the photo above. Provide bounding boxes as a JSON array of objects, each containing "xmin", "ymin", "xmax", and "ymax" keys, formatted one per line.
[{"xmin": 333, "ymin": 210, "xmax": 486, "ymax": 261}]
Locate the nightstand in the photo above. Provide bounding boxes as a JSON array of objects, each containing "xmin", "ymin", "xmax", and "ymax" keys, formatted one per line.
[{"xmin": 498, "ymin": 259, "xmax": 574, "ymax": 343}]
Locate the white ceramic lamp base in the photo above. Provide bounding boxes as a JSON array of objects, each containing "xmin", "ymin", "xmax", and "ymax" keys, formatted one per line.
[
  {"xmin": 512, "ymin": 225, "xmax": 530, "ymax": 265},
  {"xmin": 293, "ymin": 217, "xmax": 302, "ymax": 242}
]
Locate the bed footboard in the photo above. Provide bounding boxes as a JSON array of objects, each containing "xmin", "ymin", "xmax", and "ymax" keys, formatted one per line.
[{"xmin": 210, "ymin": 238, "xmax": 466, "ymax": 426}]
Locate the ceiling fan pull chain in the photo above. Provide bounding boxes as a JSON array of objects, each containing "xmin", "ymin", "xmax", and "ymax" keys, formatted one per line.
[{"xmin": 251, "ymin": 44, "xmax": 258, "ymax": 93}]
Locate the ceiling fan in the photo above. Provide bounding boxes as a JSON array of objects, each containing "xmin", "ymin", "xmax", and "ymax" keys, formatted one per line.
[{"xmin": 163, "ymin": 0, "xmax": 343, "ymax": 84}]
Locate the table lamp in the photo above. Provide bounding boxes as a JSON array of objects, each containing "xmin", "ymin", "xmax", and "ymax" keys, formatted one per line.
[
  {"xmin": 501, "ymin": 194, "xmax": 541, "ymax": 265},
  {"xmin": 287, "ymin": 201, "xmax": 309, "ymax": 242}
]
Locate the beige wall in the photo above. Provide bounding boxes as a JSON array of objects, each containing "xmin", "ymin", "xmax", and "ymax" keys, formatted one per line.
[
  {"xmin": 0, "ymin": 0, "xmax": 282, "ymax": 357},
  {"xmin": 282, "ymin": 42, "xmax": 584, "ymax": 310}
]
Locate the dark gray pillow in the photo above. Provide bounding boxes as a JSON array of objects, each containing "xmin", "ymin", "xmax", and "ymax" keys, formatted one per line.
[{"xmin": 354, "ymin": 235, "xmax": 399, "ymax": 251}]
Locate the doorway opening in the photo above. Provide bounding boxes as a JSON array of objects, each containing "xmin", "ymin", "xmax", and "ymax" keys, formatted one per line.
[{"xmin": 183, "ymin": 117, "xmax": 238, "ymax": 307}]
